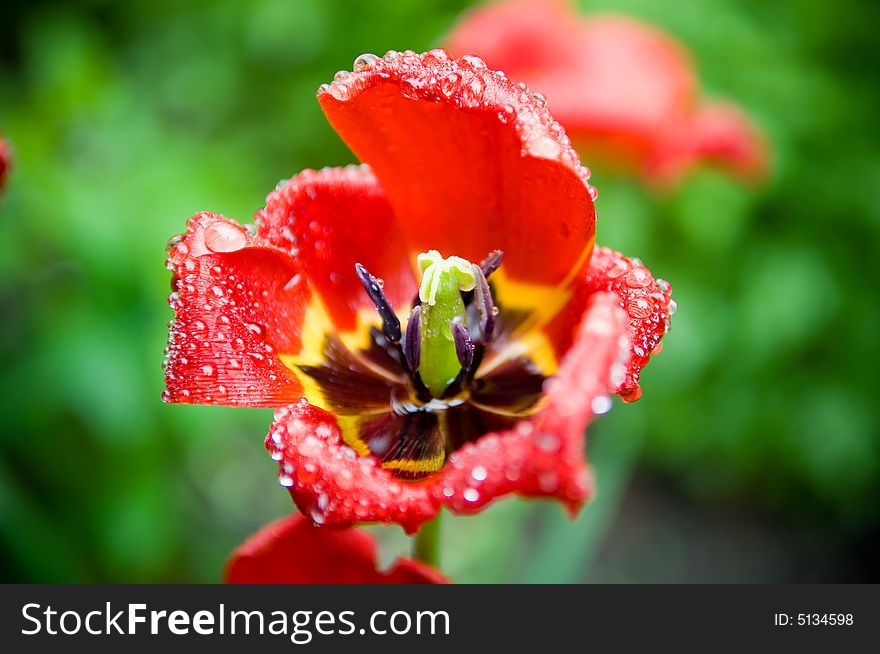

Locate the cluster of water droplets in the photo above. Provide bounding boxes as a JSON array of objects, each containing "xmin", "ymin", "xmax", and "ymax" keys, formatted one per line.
[
  {"xmin": 588, "ymin": 247, "xmax": 676, "ymax": 402},
  {"xmin": 162, "ymin": 215, "xmax": 292, "ymax": 404},
  {"xmin": 315, "ymin": 48, "xmax": 597, "ymax": 200}
]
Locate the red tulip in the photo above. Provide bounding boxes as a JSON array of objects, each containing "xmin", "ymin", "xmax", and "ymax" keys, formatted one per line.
[
  {"xmin": 445, "ymin": 0, "xmax": 768, "ymax": 186},
  {"xmin": 163, "ymin": 50, "xmax": 673, "ymax": 534},
  {"xmin": 226, "ymin": 513, "xmax": 447, "ymax": 583}
]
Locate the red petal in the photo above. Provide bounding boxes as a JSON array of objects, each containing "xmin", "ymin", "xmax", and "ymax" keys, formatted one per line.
[
  {"xmin": 225, "ymin": 513, "xmax": 447, "ymax": 584},
  {"xmin": 579, "ymin": 246, "xmax": 674, "ymax": 402},
  {"xmin": 163, "ymin": 212, "xmax": 306, "ymax": 406},
  {"xmin": 267, "ymin": 293, "xmax": 627, "ymax": 534},
  {"xmin": 648, "ymin": 100, "xmax": 770, "ymax": 186},
  {"xmin": 256, "ymin": 165, "xmax": 417, "ymax": 332},
  {"xmin": 444, "ymin": 3, "xmax": 768, "ymax": 185},
  {"xmin": 318, "ymin": 50, "xmax": 597, "ymax": 287}
]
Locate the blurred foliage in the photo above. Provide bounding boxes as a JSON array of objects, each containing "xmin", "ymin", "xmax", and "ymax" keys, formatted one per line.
[{"xmin": 0, "ymin": 0, "xmax": 877, "ymax": 582}]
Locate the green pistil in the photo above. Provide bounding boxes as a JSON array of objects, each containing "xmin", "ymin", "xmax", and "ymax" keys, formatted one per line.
[{"xmin": 416, "ymin": 250, "xmax": 477, "ymax": 397}]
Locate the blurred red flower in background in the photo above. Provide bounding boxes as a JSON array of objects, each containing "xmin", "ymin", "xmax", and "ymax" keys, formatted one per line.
[
  {"xmin": 226, "ymin": 514, "xmax": 447, "ymax": 584},
  {"xmin": 162, "ymin": 50, "xmax": 673, "ymax": 535},
  {"xmin": 445, "ymin": 0, "xmax": 768, "ymax": 187}
]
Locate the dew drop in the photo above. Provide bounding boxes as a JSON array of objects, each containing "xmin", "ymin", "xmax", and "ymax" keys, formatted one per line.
[
  {"xmin": 310, "ymin": 506, "xmax": 326, "ymax": 525},
  {"xmin": 536, "ymin": 433, "xmax": 560, "ymax": 453},
  {"xmin": 165, "ymin": 234, "xmax": 183, "ymax": 253},
  {"xmin": 441, "ymin": 73, "xmax": 460, "ymax": 97},
  {"xmin": 606, "ymin": 258, "xmax": 630, "ymax": 279},
  {"xmin": 463, "ymin": 488, "xmax": 480, "ymax": 503},
  {"xmin": 538, "ymin": 472, "xmax": 558, "ymax": 493},
  {"xmin": 353, "ymin": 53, "xmax": 379, "ymax": 71},
  {"xmin": 316, "ymin": 83, "xmax": 331, "ymax": 95},
  {"xmin": 400, "ymin": 78, "xmax": 419, "ymax": 99},
  {"xmin": 422, "ymin": 48, "xmax": 449, "ymax": 64},
  {"xmin": 626, "ymin": 296, "xmax": 654, "ymax": 320},
  {"xmin": 328, "ymin": 83, "xmax": 350, "ymax": 101},
  {"xmin": 204, "ymin": 221, "xmax": 247, "ymax": 253},
  {"xmin": 471, "ymin": 465, "xmax": 488, "ymax": 482},
  {"xmin": 278, "ymin": 473, "xmax": 294, "ymax": 487},
  {"xmin": 460, "ymin": 76, "xmax": 484, "ymax": 105},
  {"xmin": 591, "ymin": 395, "xmax": 613, "ymax": 415},
  {"xmin": 246, "ymin": 323, "xmax": 265, "ymax": 339},
  {"xmin": 461, "ymin": 54, "xmax": 486, "ymax": 68},
  {"xmin": 167, "ymin": 242, "xmax": 189, "ymax": 265},
  {"xmin": 624, "ymin": 268, "xmax": 651, "ymax": 289}
]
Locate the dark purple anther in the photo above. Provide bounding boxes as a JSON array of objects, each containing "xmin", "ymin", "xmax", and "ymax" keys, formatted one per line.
[
  {"xmin": 451, "ymin": 318, "xmax": 474, "ymax": 372},
  {"xmin": 473, "ymin": 265, "xmax": 496, "ymax": 341},
  {"xmin": 480, "ymin": 249, "xmax": 504, "ymax": 278},
  {"xmin": 404, "ymin": 305, "xmax": 421, "ymax": 373},
  {"xmin": 355, "ymin": 262, "xmax": 401, "ymax": 343}
]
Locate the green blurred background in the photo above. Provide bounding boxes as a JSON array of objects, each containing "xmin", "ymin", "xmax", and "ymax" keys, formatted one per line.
[{"xmin": 1, "ymin": 0, "xmax": 877, "ymax": 582}]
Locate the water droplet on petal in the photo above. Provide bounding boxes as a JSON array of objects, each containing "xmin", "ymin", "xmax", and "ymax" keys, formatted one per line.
[
  {"xmin": 463, "ymin": 488, "xmax": 480, "ymax": 503},
  {"xmin": 591, "ymin": 395, "xmax": 613, "ymax": 415},
  {"xmin": 471, "ymin": 465, "xmax": 488, "ymax": 481},
  {"xmin": 328, "ymin": 83, "xmax": 350, "ymax": 101},
  {"xmin": 353, "ymin": 53, "xmax": 379, "ymax": 71},
  {"xmin": 626, "ymin": 296, "xmax": 654, "ymax": 319},
  {"xmin": 422, "ymin": 48, "xmax": 449, "ymax": 64},
  {"xmin": 461, "ymin": 54, "xmax": 486, "ymax": 68},
  {"xmin": 204, "ymin": 221, "xmax": 247, "ymax": 253},
  {"xmin": 624, "ymin": 268, "xmax": 651, "ymax": 289},
  {"xmin": 278, "ymin": 473, "xmax": 294, "ymax": 487},
  {"xmin": 460, "ymin": 76, "xmax": 484, "ymax": 105},
  {"xmin": 400, "ymin": 78, "xmax": 419, "ymax": 99},
  {"xmin": 441, "ymin": 73, "xmax": 460, "ymax": 97}
]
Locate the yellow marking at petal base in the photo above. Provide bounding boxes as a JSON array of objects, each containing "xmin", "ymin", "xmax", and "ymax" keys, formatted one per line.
[
  {"xmin": 278, "ymin": 297, "xmax": 402, "ymax": 459},
  {"xmin": 476, "ymin": 238, "xmax": 595, "ymax": 378},
  {"xmin": 382, "ymin": 452, "xmax": 446, "ymax": 473}
]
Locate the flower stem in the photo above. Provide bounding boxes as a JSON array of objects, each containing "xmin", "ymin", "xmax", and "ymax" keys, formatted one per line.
[{"xmin": 412, "ymin": 513, "xmax": 442, "ymax": 567}]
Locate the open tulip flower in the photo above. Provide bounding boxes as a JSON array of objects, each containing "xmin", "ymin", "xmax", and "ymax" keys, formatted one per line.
[
  {"xmin": 162, "ymin": 49, "xmax": 673, "ymax": 535},
  {"xmin": 226, "ymin": 514, "xmax": 446, "ymax": 584},
  {"xmin": 444, "ymin": 0, "xmax": 768, "ymax": 187}
]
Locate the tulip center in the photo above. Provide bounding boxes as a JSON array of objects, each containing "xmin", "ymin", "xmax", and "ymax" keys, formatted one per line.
[
  {"xmin": 356, "ymin": 249, "xmax": 503, "ymax": 404},
  {"xmin": 293, "ymin": 248, "xmax": 545, "ymax": 479}
]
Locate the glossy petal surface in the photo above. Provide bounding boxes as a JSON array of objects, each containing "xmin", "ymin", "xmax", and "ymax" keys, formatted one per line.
[
  {"xmin": 256, "ymin": 165, "xmax": 417, "ymax": 332},
  {"xmin": 319, "ymin": 50, "xmax": 597, "ymax": 287},
  {"xmin": 164, "ymin": 212, "xmax": 306, "ymax": 406}
]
